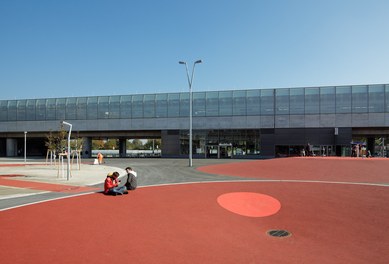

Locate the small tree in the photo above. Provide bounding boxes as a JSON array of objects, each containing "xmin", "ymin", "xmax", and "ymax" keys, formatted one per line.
[
  {"xmin": 144, "ymin": 139, "xmax": 161, "ymax": 150},
  {"xmin": 45, "ymin": 125, "xmax": 70, "ymax": 164},
  {"xmin": 131, "ymin": 139, "xmax": 144, "ymax": 150},
  {"xmin": 45, "ymin": 130, "xmax": 56, "ymax": 164},
  {"xmin": 56, "ymin": 124, "xmax": 68, "ymax": 153},
  {"xmin": 70, "ymin": 132, "xmax": 84, "ymax": 152},
  {"xmin": 45, "ymin": 130, "xmax": 56, "ymax": 152},
  {"xmin": 93, "ymin": 139, "xmax": 106, "ymax": 150},
  {"xmin": 105, "ymin": 139, "xmax": 118, "ymax": 150}
]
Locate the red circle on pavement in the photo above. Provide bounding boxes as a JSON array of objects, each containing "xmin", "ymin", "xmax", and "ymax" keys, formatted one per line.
[{"xmin": 217, "ymin": 192, "xmax": 281, "ymax": 217}]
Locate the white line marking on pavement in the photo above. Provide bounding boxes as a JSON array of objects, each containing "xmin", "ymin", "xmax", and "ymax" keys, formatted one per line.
[
  {"xmin": 0, "ymin": 191, "xmax": 51, "ymax": 200},
  {"xmin": 1, "ymin": 179, "xmax": 387, "ymax": 212},
  {"xmin": 0, "ymin": 192, "xmax": 96, "ymax": 212}
]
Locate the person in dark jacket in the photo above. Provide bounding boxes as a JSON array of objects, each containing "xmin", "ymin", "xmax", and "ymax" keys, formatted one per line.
[{"xmin": 125, "ymin": 167, "xmax": 137, "ymax": 190}]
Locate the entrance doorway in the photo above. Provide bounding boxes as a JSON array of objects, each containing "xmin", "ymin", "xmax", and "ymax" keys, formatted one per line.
[
  {"xmin": 318, "ymin": 145, "xmax": 335, "ymax": 156},
  {"xmin": 206, "ymin": 144, "xmax": 233, "ymax": 159}
]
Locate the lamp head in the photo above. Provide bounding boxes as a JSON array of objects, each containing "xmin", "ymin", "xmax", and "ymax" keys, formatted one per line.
[
  {"xmin": 61, "ymin": 121, "xmax": 72, "ymax": 126},
  {"xmin": 195, "ymin": 60, "xmax": 202, "ymax": 64},
  {"xmin": 179, "ymin": 61, "xmax": 186, "ymax": 65}
]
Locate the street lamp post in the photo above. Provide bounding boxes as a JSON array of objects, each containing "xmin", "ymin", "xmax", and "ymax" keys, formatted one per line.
[
  {"xmin": 24, "ymin": 131, "xmax": 27, "ymax": 164},
  {"xmin": 61, "ymin": 121, "xmax": 72, "ymax": 181},
  {"xmin": 179, "ymin": 60, "xmax": 202, "ymax": 167}
]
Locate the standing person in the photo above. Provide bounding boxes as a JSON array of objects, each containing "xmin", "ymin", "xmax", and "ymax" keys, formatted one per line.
[
  {"xmin": 306, "ymin": 143, "xmax": 312, "ymax": 156},
  {"xmin": 356, "ymin": 144, "xmax": 360, "ymax": 158},
  {"xmin": 125, "ymin": 167, "xmax": 138, "ymax": 191},
  {"xmin": 97, "ymin": 152, "xmax": 104, "ymax": 164},
  {"xmin": 104, "ymin": 172, "xmax": 127, "ymax": 195}
]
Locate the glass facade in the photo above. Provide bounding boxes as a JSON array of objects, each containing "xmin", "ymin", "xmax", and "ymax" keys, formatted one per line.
[
  {"xmin": 0, "ymin": 84, "xmax": 388, "ymax": 121},
  {"xmin": 320, "ymin": 86, "xmax": 335, "ymax": 114},
  {"xmin": 179, "ymin": 129, "xmax": 261, "ymax": 158},
  {"xmin": 305, "ymin": 87, "xmax": 320, "ymax": 114},
  {"xmin": 336, "ymin": 86, "xmax": 351, "ymax": 113},
  {"xmin": 290, "ymin": 88, "xmax": 304, "ymax": 114}
]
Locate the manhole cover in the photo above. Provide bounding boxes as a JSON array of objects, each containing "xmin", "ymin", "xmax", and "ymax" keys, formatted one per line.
[{"xmin": 267, "ymin": 229, "xmax": 291, "ymax": 238}]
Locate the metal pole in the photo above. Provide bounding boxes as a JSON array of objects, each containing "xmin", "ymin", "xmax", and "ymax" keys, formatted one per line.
[
  {"xmin": 179, "ymin": 60, "xmax": 202, "ymax": 167},
  {"xmin": 189, "ymin": 76, "xmax": 193, "ymax": 167},
  {"xmin": 61, "ymin": 121, "xmax": 72, "ymax": 181},
  {"xmin": 24, "ymin": 131, "xmax": 27, "ymax": 164}
]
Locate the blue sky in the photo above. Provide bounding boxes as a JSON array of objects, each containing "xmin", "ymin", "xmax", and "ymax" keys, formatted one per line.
[{"xmin": 1, "ymin": 0, "xmax": 389, "ymax": 100}]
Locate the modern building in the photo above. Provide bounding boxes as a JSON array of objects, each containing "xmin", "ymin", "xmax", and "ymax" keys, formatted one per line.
[{"xmin": 1, "ymin": 83, "xmax": 389, "ymax": 159}]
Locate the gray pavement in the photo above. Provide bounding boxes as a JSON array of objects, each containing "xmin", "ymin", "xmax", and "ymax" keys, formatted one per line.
[{"xmin": 0, "ymin": 157, "xmax": 251, "ymax": 210}]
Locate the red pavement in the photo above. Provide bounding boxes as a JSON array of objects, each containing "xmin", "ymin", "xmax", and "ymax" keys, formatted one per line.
[
  {"xmin": 1, "ymin": 157, "xmax": 388, "ymax": 264},
  {"xmin": 198, "ymin": 156, "xmax": 389, "ymax": 184},
  {"xmin": 0, "ymin": 176, "xmax": 99, "ymax": 193}
]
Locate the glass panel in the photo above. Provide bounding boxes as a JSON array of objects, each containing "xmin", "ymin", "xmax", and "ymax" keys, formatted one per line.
[
  {"xmin": 219, "ymin": 91, "xmax": 232, "ymax": 116},
  {"xmin": 168, "ymin": 93, "xmax": 180, "ymax": 117},
  {"xmin": 305, "ymin": 88, "xmax": 319, "ymax": 114},
  {"xmin": 36, "ymin": 99, "xmax": 46, "ymax": 120},
  {"xmin": 46, "ymin": 99, "xmax": 56, "ymax": 120},
  {"xmin": 179, "ymin": 93, "xmax": 189, "ymax": 117},
  {"xmin": 233, "ymin": 90, "xmax": 246, "ymax": 116},
  {"xmin": 336, "ymin": 86, "xmax": 351, "ymax": 113},
  {"xmin": 246, "ymin": 90, "xmax": 260, "ymax": 115},
  {"xmin": 275, "ymin": 88, "xmax": 289, "ymax": 115},
  {"xmin": 98, "ymin": 96, "xmax": 109, "ymax": 119},
  {"xmin": 26, "ymin": 99, "xmax": 36, "ymax": 120},
  {"xmin": 193, "ymin": 92, "xmax": 205, "ymax": 117},
  {"xmin": 109, "ymin": 96, "xmax": 120, "ymax": 119},
  {"xmin": 368, "ymin": 84, "xmax": 384, "ymax": 113},
  {"xmin": 87, "ymin": 97, "xmax": 98, "ymax": 119},
  {"xmin": 0, "ymin": 101, "xmax": 7, "ymax": 121},
  {"xmin": 77, "ymin": 97, "xmax": 87, "ymax": 120},
  {"xmin": 352, "ymin": 85, "xmax": 368, "ymax": 113},
  {"xmin": 156, "ymin": 94, "xmax": 167, "ymax": 118},
  {"xmin": 66, "ymin": 98, "xmax": 77, "ymax": 119},
  {"xmin": 206, "ymin": 91, "xmax": 219, "ymax": 116},
  {"xmin": 17, "ymin": 100, "xmax": 26, "ymax": 121},
  {"xmin": 8, "ymin": 100, "xmax": 17, "ymax": 121},
  {"xmin": 246, "ymin": 129, "xmax": 261, "ymax": 155},
  {"xmin": 320, "ymin": 86, "xmax": 335, "ymax": 114},
  {"xmin": 386, "ymin": 85, "xmax": 389, "ymax": 112},
  {"xmin": 132, "ymin": 95, "xmax": 144, "ymax": 118},
  {"xmin": 56, "ymin": 98, "xmax": 66, "ymax": 120},
  {"xmin": 120, "ymin": 95, "xmax": 132, "ymax": 118},
  {"xmin": 290, "ymin": 88, "xmax": 304, "ymax": 114},
  {"xmin": 260, "ymin": 89, "xmax": 274, "ymax": 115},
  {"xmin": 144, "ymin": 94, "xmax": 155, "ymax": 118}
]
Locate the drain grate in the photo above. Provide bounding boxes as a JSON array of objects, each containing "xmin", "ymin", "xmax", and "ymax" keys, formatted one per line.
[{"xmin": 267, "ymin": 229, "xmax": 291, "ymax": 238}]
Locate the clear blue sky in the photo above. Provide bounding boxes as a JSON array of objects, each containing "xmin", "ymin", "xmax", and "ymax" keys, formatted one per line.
[{"xmin": 1, "ymin": 0, "xmax": 389, "ymax": 100}]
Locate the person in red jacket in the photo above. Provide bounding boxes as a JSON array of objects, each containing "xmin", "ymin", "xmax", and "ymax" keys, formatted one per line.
[{"xmin": 104, "ymin": 172, "xmax": 127, "ymax": 195}]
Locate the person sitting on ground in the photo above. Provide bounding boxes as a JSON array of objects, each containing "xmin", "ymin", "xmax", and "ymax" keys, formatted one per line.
[
  {"xmin": 124, "ymin": 167, "xmax": 138, "ymax": 191},
  {"xmin": 104, "ymin": 172, "xmax": 127, "ymax": 195}
]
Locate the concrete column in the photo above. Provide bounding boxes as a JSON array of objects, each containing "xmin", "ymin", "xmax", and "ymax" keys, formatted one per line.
[
  {"xmin": 6, "ymin": 138, "xmax": 18, "ymax": 157},
  {"xmin": 161, "ymin": 130, "xmax": 180, "ymax": 158},
  {"xmin": 119, "ymin": 138, "xmax": 127, "ymax": 158},
  {"xmin": 82, "ymin": 137, "xmax": 92, "ymax": 158}
]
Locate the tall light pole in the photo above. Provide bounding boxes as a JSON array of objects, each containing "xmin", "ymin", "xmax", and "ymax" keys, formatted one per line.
[
  {"xmin": 61, "ymin": 121, "xmax": 72, "ymax": 181},
  {"xmin": 179, "ymin": 60, "xmax": 202, "ymax": 167},
  {"xmin": 24, "ymin": 131, "xmax": 27, "ymax": 164}
]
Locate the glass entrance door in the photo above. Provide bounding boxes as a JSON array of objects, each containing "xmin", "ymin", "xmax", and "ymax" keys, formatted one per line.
[
  {"xmin": 219, "ymin": 144, "xmax": 232, "ymax": 158},
  {"xmin": 319, "ymin": 145, "xmax": 334, "ymax": 156},
  {"xmin": 206, "ymin": 144, "xmax": 232, "ymax": 158}
]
